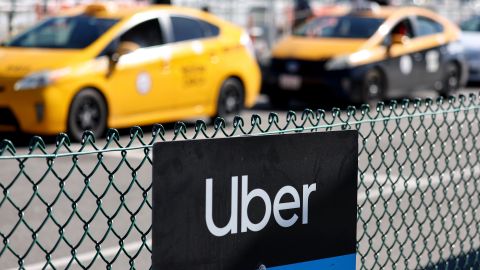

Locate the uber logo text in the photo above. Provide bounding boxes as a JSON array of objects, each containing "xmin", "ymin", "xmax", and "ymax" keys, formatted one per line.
[{"xmin": 205, "ymin": 175, "xmax": 317, "ymax": 237}]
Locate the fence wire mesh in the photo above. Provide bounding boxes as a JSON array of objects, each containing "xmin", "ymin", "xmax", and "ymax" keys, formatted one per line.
[{"xmin": 1, "ymin": 94, "xmax": 480, "ymax": 269}]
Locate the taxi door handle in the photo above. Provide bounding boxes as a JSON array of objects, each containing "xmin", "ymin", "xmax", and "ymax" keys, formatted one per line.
[{"xmin": 413, "ymin": 53, "xmax": 422, "ymax": 62}]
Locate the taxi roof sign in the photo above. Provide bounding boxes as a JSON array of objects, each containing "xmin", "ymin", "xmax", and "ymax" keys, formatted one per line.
[
  {"xmin": 83, "ymin": 3, "xmax": 117, "ymax": 16},
  {"xmin": 351, "ymin": 0, "xmax": 381, "ymax": 14}
]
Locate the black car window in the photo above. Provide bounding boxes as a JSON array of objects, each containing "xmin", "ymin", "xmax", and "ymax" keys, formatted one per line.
[
  {"xmin": 416, "ymin": 16, "xmax": 443, "ymax": 36},
  {"xmin": 293, "ymin": 16, "xmax": 384, "ymax": 39},
  {"xmin": 120, "ymin": 19, "xmax": 164, "ymax": 48},
  {"xmin": 7, "ymin": 15, "xmax": 118, "ymax": 49},
  {"xmin": 200, "ymin": 20, "xmax": 220, "ymax": 37},
  {"xmin": 171, "ymin": 16, "xmax": 219, "ymax": 42},
  {"xmin": 460, "ymin": 17, "xmax": 480, "ymax": 31}
]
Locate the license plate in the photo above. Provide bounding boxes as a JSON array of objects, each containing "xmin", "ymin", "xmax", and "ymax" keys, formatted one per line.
[{"xmin": 279, "ymin": 74, "xmax": 301, "ymax": 90}]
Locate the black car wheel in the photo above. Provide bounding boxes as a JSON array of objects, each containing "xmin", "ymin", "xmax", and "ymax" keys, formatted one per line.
[
  {"xmin": 215, "ymin": 78, "xmax": 244, "ymax": 121},
  {"xmin": 68, "ymin": 88, "xmax": 107, "ymax": 142},
  {"xmin": 440, "ymin": 62, "xmax": 460, "ymax": 96},
  {"xmin": 362, "ymin": 68, "xmax": 385, "ymax": 105}
]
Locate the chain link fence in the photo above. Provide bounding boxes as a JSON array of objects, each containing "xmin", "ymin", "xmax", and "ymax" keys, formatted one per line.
[{"xmin": 1, "ymin": 94, "xmax": 480, "ymax": 269}]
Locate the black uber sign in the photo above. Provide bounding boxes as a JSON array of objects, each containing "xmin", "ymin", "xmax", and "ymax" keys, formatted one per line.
[{"xmin": 152, "ymin": 131, "xmax": 358, "ymax": 270}]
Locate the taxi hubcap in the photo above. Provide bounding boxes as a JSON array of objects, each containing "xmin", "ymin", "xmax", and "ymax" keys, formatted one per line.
[
  {"xmin": 448, "ymin": 73, "xmax": 458, "ymax": 88},
  {"xmin": 368, "ymin": 84, "xmax": 379, "ymax": 96},
  {"xmin": 77, "ymin": 99, "xmax": 99, "ymax": 130},
  {"xmin": 446, "ymin": 65, "xmax": 459, "ymax": 91},
  {"xmin": 222, "ymin": 87, "xmax": 241, "ymax": 115},
  {"xmin": 225, "ymin": 96, "xmax": 237, "ymax": 112},
  {"xmin": 366, "ymin": 75, "xmax": 381, "ymax": 99}
]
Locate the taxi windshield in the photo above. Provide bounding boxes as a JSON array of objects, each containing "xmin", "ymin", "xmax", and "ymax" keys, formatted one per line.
[
  {"xmin": 7, "ymin": 15, "xmax": 118, "ymax": 49},
  {"xmin": 294, "ymin": 15, "xmax": 384, "ymax": 39}
]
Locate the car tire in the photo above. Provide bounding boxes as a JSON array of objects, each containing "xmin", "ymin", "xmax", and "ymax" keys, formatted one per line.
[
  {"xmin": 68, "ymin": 88, "xmax": 107, "ymax": 142},
  {"xmin": 440, "ymin": 62, "xmax": 460, "ymax": 97},
  {"xmin": 362, "ymin": 68, "xmax": 385, "ymax": 105},
  {"xmin": 214, "ymin": 78, "xmax": 244, "ymax": 122}
]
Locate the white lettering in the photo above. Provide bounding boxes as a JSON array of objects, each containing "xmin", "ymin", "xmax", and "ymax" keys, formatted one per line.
[
  {"xmin": 205, "ymin": 176, "xmax": 317, "ymax": 236},
  {"xmin": 241, "ymin": 175, "xmax": 271, "ymax": 232},
  {"xmin": 302, "ymin": 183, "xmax": 317, "ymax": 224},
  {"xmin": 205, "ymin": 177, "xmax": 238, "ymax": 237},
  {"xmin": 273, "ymin": 186, "xmax": 300, "ymax": 228}
]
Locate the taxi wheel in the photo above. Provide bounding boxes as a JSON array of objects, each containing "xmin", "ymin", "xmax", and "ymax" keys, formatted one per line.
[
  {"xmin": 214, "ymin": 78, "xmax": 244, "ymax": 122},
  {"xmin": 68, "ymin": 89, "xmax": 107, "ymax": 142},
  {"xmin": 362, "ymin": 69, "xmax": 385, "ymax": 105},
  {"xmin": 441, "ymin": 62, "xmax": 460, "ymax": 96}
]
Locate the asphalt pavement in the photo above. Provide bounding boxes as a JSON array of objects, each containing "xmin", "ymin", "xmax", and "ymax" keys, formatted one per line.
[{"xmin": 1, "ymin": 88, "xmax": 480, "ymax": 269}]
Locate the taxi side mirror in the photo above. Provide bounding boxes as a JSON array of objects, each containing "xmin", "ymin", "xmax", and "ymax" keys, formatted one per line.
[
  {"xmin": 108, "ymin": 41, "xmax": 140, "ymax": 64},
  {"xmin": 385, "ymin": 34, "xmax": 407, "ymax": 57},
  {"xmin": 392, "ymin": 34, "xmax": 406, "ymax": 45},
  {"xmin": 105, "ymin": 41, "xmax": 140, "ymax": 77},
  {"xmin": 115, "ymin": 42, "xmax": 140, "ymax": 58}
]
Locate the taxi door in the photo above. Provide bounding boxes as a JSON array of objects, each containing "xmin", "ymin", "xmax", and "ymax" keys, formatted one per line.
[
  {"xmin": 384, "ymin": 18, "xmax": 420, "ymax": 94},
  {"xmin": 165, "ymin": 15, "xmax": 215, "ymax": 108},
  {"xmin": 410, "ymin": 16, "xmax": 446, "ymax": 89},
  {"xmin": 106, "ymin": 17, "xmax": 175, "ymax": 119}
]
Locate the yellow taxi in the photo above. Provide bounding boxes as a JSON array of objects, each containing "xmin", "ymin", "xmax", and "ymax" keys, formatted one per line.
[
  {"xmin": 0, "ymin": 4, "xmax": 261, "ymax": 141},
  {"xmin": 265, "ymin": 4, "xmax": 467, "ymax": 106}
]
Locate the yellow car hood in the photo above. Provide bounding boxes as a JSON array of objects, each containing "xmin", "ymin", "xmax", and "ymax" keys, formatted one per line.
[
  {"xmin": 272, "ymin": 36, "xmax": 368, "ymax": 60},
  {"xmin": 0, "ymin": 48, "xmax": 84, "ymax": 77}
]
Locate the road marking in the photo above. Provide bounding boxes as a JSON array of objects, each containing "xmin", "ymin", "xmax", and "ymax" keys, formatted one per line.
[
  {"xmin": 7, "ymin": 239, "xmax": 151, "ymax": 270},
  {"xmin": 359, "ymin": 166, "xmax": 480, "ymax": 203}
]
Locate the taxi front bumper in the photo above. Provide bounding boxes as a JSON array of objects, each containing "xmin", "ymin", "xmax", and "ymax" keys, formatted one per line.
[
  {"xmin": 264, "ymin": 58, "xmax": 366, "ymax": 102},
  {"xmin": 0, "ymin": 85, "xmax": 69, "ymax": 135}
]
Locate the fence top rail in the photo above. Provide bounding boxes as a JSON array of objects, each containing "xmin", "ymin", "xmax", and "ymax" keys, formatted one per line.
[{"xmin": 1, "ymin": 94, "xmax": 479, "ymax": 159}]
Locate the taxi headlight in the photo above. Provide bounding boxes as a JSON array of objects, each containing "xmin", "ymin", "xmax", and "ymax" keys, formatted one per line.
[
  {"xmin": 325, "ymin": 56, "xmax": 350, "ymax": 71},
  {"xmin": 326, "ymin": 50, "xmax": 372, "ymax": 71},
  {"xmin": 14, "ymin": 68, "xmax": 70, "ymax": 91},
  {"xmin": 14, "ymin": 71, "xmax": 50, "ymax": 91}
]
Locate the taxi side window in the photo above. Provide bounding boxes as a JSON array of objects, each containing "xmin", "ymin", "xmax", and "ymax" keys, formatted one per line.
[
  {"xmin": 171, "ymin": 16, "xmax": 219, "ymax": 42},
  {"xmin": 201, "ymin": 21, "xmax": 220, "ymax": 37},
  {"xmin": 416, "ymin": 17, "xmax": 444, "ymax": 36},
  {"xmin": 120, "ymin": 19, "xmax": 164, "ymax": 48}
]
